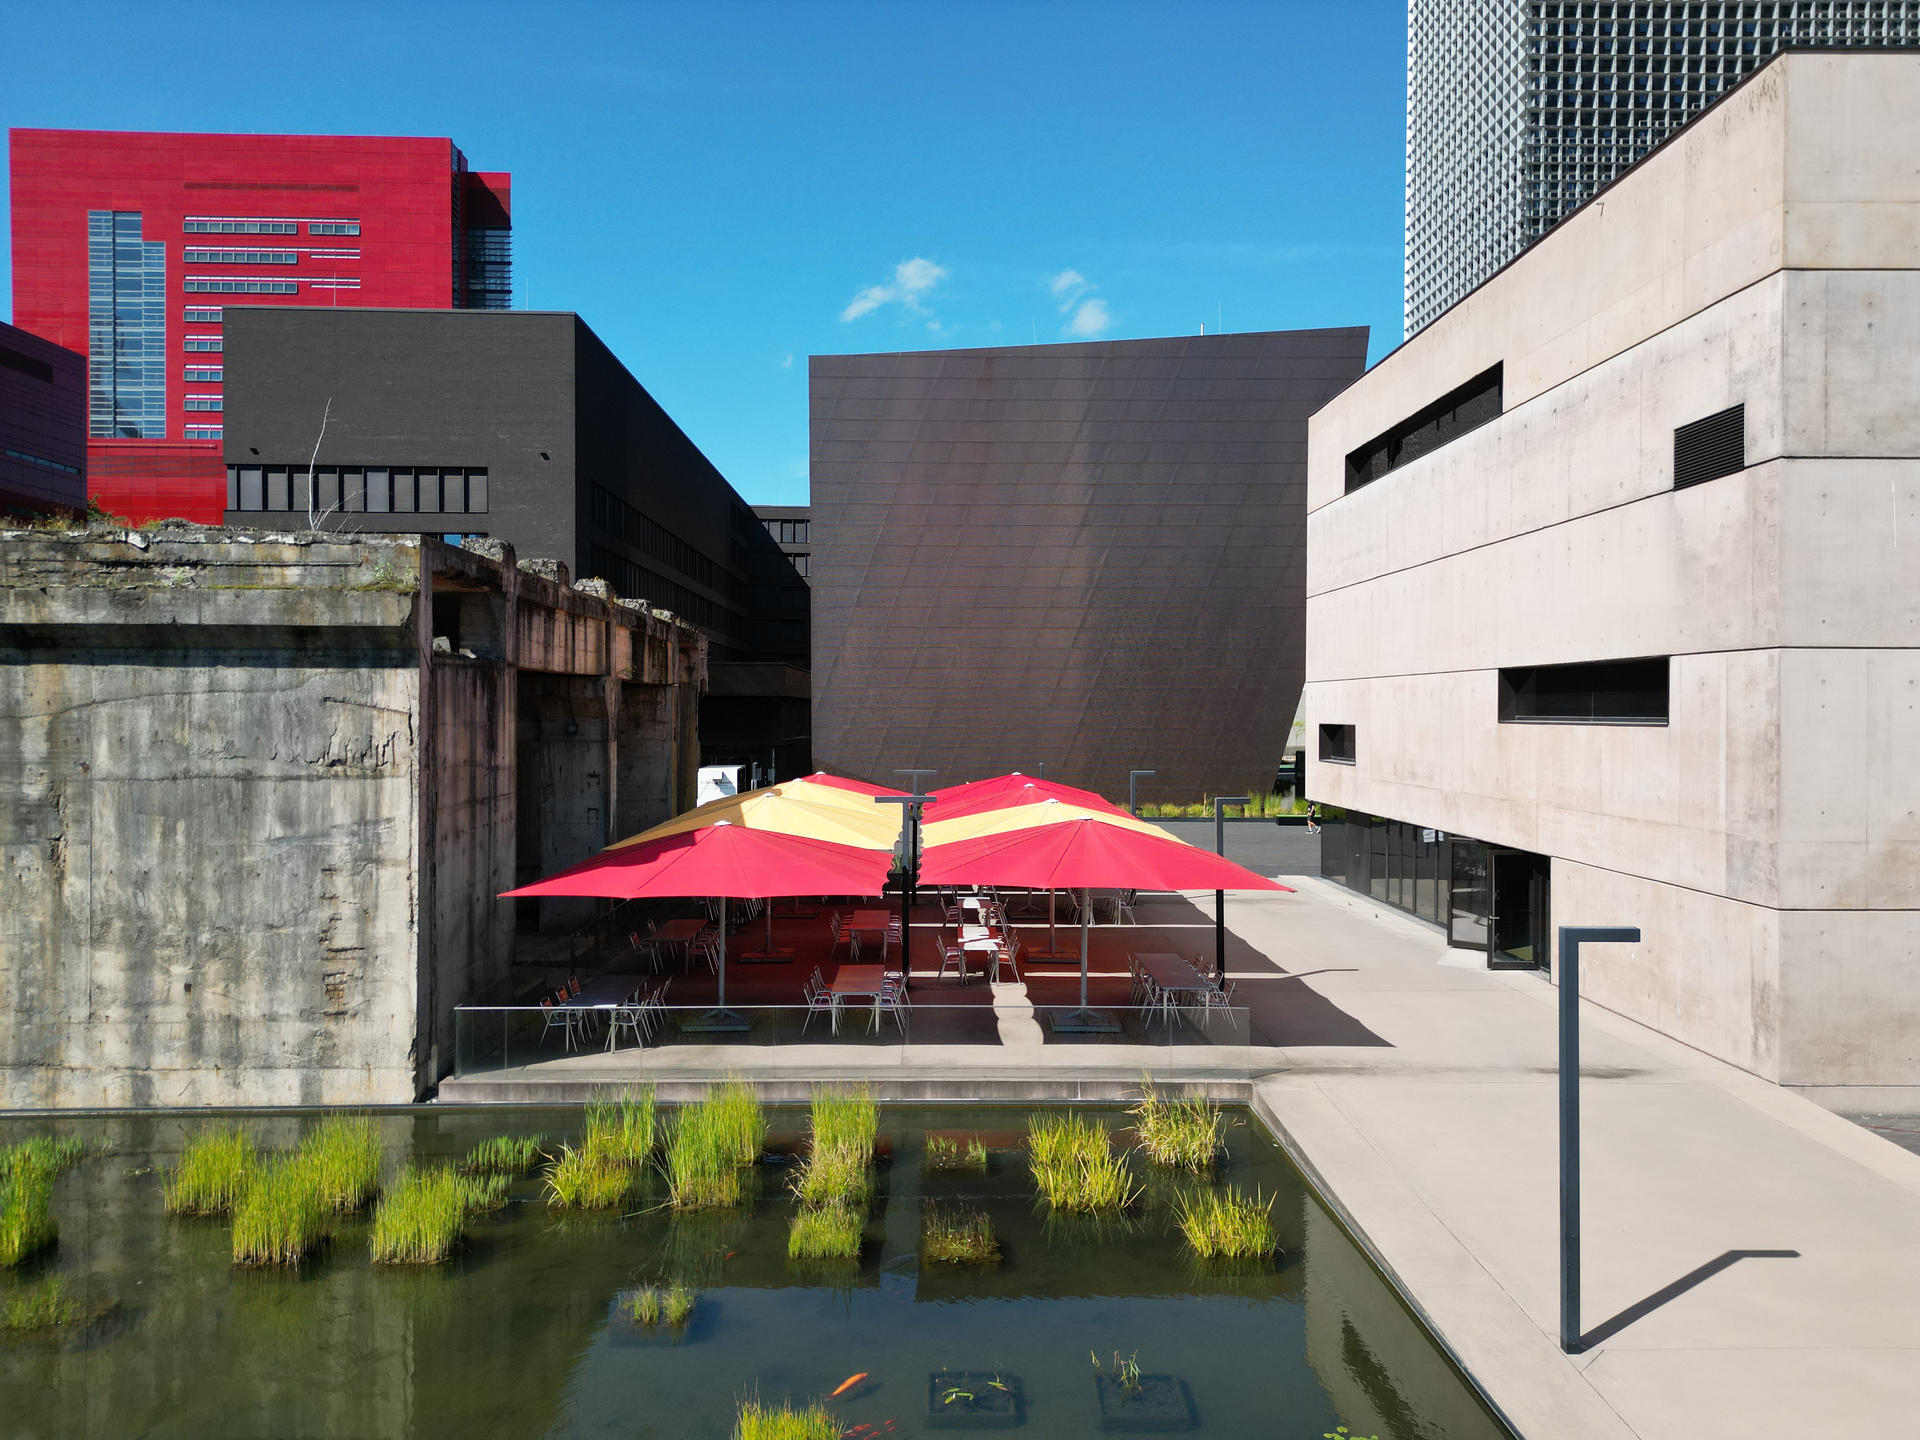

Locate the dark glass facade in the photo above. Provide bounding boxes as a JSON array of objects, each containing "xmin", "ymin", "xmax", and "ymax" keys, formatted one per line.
[{"xmin": 1319, "ymin": 805, "xmax": 1549, "ymax": 968}]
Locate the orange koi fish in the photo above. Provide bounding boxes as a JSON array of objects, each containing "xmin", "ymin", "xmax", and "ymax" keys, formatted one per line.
[{"xmin": 829, "ymin": 1373, "xmax": 869, "ymax": 1399}]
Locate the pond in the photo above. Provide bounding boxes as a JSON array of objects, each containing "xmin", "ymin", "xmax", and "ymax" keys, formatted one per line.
[{"xmin": 0, "ymin": 1105, "xmax": 1511, "ymax": 1440}]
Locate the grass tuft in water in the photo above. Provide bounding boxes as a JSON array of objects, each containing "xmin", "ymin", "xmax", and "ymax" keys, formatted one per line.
[
  {"xmin": 924, "ymin": 1134, "xmax": 989, "ymax": 1173},
  {"xmin": 734, "ymin": 1395, "xmax": 840, "ymax": 1440},
  {"xmin": 1175, "ymin": 1185, "xmax": 1276, "ymax": 1260},
  {"xmin": 585, "ymin": 1086, "xmax": 657, "ymax": 1167},
  {"xmin": 786, "ymin": 1202, "xmax": 862, "ymax": 1261},
  {"xmin": 1028, "ymin": 1113, "xmax": 1138, "ymax": 1213},
  {"xmin": 296, "ymin": 1115, "xmax": 382, "ymax": 1213},
  {"xmin": 1, "ymin": 1137, "xmax": 86, "ymax": 1179},
  {"xmin": 369, "ymin": 1166, "xmax": 507, "ymax": 1264},
  {"xmin": 0, "ymin": 1163, "xmax": 58, "ymax": 1268},
  {"xmin": 710, "ymin": 1079, "xmax": 768, "ymax": 1166},
  {"xmin": 458, "ymin": 1134, "xmax": 548, "ymax": 1177},
  {"xmin": 664, "ymin": 1282, "xmax": 695, "ymax": 1325},
  {"xmin": 165, "ymin": 1125, "xmax": 257, "ymax": 1216},
  {"xmin": 666, "ymin": 1086, "xmax": 762, "ymax": 1210},
  {"xmin": 1, "ymin": 1276, "xmax": 77, "ymax": 1333},
  {"xmin": 1130, "ymin": 1077, "xmax": 1224, "ymax": 1172},
  {"xmin": 808, "ymin": 1084, "xmax": 877, "ymax": 1163},
  {"xmin": 922, "ymin": 1202, "xmax": 1000, "ymax": 1265},
  {"xmin": 231, "ymin": 1157, "xmax": 332, "ymax": 1266},
  {"xmin": 544, "ymin": 1144, "xmax": 635, "ymax": 1211},
  {"xmin": 790, "ymin": 1145, "xmax": 871, "ymax": 1211}
]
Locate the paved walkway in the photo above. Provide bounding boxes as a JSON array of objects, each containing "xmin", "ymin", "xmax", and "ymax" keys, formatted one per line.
[
  {"xmin": 440, "ymin": 876, "xmax": 1920, "ymax": 1440},
  {"xmin": 1241, "ymin": 877, "xmax": 1920, "ymax": 1440}
]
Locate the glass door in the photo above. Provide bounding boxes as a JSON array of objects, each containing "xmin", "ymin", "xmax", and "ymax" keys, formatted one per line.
[
  {"xmin": 1448, "ymin": 841, "xmax": 1489, "ymax": 949},
  {"xmin": 1488, "ymin": 849, "xmax": 1550, "ymax": 970}
]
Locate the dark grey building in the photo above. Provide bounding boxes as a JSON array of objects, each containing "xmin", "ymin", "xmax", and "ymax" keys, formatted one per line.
[
  {"xmin": 222, "ymin": 307, "xmax": 810, "ymax": 775},
  {"xmin": 754, "ymin": 504, "xmax": 811, "ymax": 578},
  {"xmin": 809, "ymin": 328, "xmax": 1368, "ymax": 803},
  {"xmin": 1, "ymin": 320, "xmax": 86, "ymax": 516}
]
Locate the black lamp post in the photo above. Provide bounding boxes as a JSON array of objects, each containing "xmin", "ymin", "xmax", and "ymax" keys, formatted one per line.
[
  {"xmin": 876, "ymin": 788, "xmax": 937, "ymax": 990},
  {"xmin": 1128, "ymin": 769, "xmax": 1156, "ymax": 817},
  {"xmin": 1211, "ymin": 794, "xmax": 1250, "ymax": 982}
]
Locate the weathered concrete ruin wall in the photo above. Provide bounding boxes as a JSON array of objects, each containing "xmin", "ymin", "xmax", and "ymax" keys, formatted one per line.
[
  {"xmin": 0, "ymin": 538, "xmax": 426, "ymax": 1107},
  {"xmin": 0, "ymin": 529, "xmax": 707, "ymax": 1108}
]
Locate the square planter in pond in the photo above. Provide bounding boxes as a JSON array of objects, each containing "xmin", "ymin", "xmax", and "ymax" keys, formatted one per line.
[
  {"xmin": 928, "ymin": 1371, "xmax": 1023, "ymax": 1429},
  {"xmin": 1094, "ymin": 1374, "xmax": 1194, "ymax": 1433}
]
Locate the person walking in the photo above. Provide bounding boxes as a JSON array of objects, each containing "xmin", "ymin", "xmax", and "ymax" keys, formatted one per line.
[{"xmin": 1305, "ymin": 802, "xmax": 1320, "ymax": 835}]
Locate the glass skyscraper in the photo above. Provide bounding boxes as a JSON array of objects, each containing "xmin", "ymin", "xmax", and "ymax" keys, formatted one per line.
[
  {"xmin": 1405, "ymin": 1, "xmax": 1920, "ymax": 337},
  {"xmin": 86, "ymin": 211, "xmax": 167, "ymax": 439}
]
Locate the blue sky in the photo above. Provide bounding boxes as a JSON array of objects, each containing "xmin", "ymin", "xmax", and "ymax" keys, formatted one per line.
[{"xmin": 1, "ymin": 1, "xmax": 1409, "ymax": 506}]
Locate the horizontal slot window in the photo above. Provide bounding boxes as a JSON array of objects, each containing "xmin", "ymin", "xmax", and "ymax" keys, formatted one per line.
[
  {"xmin": 1346, "ymin": 363, "xmax": 1503, "ymax": 492},
  {"xmin": 1318, "ymin": 723, "xmax": 1357, "ymax": 765},
  {"xmin": 1673, "ymin": 403, "xmax": 1745, "ymax": 490},
  {"xmin": 185, "ymin": 278, "xmax": 298, "ymax": 294},
  {"xmin": 184, "ymin": 395, "xmax": 224, "ymax": 412},
  {"xmin": 308, "ymin": 221, "xmax": 361, "ymax": 236},
  {"xmin": 185, "ymin": 218, "xmax": 297, "ymax": 234},
  {"xmin": 1499, "ymin": 657, "xmax": 1669, "ymax": 726},
  {"xmin": 228, "ymin": 465, "xmax": 487, "ymax": 513},
  {"xmin": 183, "ymin": 336, "xmax": 223, "ymax": 352},
  {"xmin": 183, "ymin": 248, "xmax": 298, "ymax": 265},
  {"xmin": 184, "ymin": 425, "xmax": 223, "ymax": 441},
  {"xmin": 183, "ymin": 366, "xmax": 223, "ymax": 382}
]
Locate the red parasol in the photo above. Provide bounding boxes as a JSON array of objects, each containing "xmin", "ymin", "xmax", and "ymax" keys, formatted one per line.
[{"xmin": 929, "ymin": 772, "xmax": 1130, "ymax": 821}]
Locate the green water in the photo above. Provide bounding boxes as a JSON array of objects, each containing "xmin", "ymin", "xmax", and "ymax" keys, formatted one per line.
[{"xmin": 0, "ymin": 1107, "xmax": 1510, "ymax": 1440}]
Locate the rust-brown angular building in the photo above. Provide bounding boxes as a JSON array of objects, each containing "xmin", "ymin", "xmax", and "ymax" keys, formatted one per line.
[{"xmin": 809, "ymin": 328, "xmax": 1367, "ymax": 802}]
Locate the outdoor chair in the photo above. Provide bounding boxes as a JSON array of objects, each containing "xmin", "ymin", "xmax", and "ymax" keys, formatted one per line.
[
  {"xmin": 607, "ymin": 994, "xmax": 647, "ymax": 1051},
  {"xmin": 883, "ymin": 916, "xmax": 902, "ymax": 961},
  {"xmin": 827, "ymin": 912, "xmax": 849, "ymax": 958},
  {"xmin": 870, "ymin": 975, "xmax": 908, "ymax": 1036},
  {"xmin": 629, "ymin": 921, "xmax": 663, "ymax": 972},
  {"xmin": 1110, "ymin": 890, "xmax": 1138, "ymax": 925},
  {"xmin": 642, "ymin": 978, "xmax": 672, "ymax": 1040},
  {"xmin": 935, "ymin": 938, "xmax": 966, "ymax": 984},
  {"xmin": 800, "ymin": 972, "xmax": 834, "ymax": 1033},
  {"xmin": 991, "ymin": 937, "xmax": 1022, "ymax": 985},
  {"xmin": 689, "ymin": 926, "xmax": 720, "ymax": 974},
  {"xmin": 1197, "ymin": 977, "xmax": 1238, "ymax": 1032}
]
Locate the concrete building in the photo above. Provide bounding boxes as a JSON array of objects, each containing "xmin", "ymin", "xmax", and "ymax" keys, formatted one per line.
[
  {"xmin": 0, "ymin": 527, "xmax": 704, "ymax": 1108},
  {"xmin": 1307, "ymin": 49, "xmax": 1920, "ymax": 1092},
  {"xmin": 1406, "ymin": 4, "xmax": 1920, "ymax": 336},
  {"xmin": 810, "ymin": 329, "xmax": 1369, "ymax": 803},
  {"xmin": 0, "ymin": 319, "xmax": 85, "ymax": 515}
]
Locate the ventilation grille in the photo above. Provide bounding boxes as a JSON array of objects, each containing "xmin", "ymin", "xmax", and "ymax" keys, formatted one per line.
[{"xmin": 1674, "ymin": 404, "xmax": 1745, "ymax": 490}]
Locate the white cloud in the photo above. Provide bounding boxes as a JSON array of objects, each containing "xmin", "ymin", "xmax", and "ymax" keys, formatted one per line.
[
  {"xmin": 1065, "ymin": 297, "xmax": 1112, "ymax": 338},
  {"xmin": 1047, "ymin": 268, "xmax": 1089, "ymax": 306},
  {"xmin": 779, "ymin": 353, "xmax": 793, "ymax": 369},
  {"xmin": 839, "ymin": 257, "xmax": 948, "ymax": 322}
]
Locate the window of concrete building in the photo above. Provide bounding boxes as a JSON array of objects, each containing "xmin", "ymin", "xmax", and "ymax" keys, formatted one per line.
[
  {"xmin": 388, "ymin": 470, "xmax": 411, "ymax": 512},
  {"xmin": 1499, "ymin": 657, "xmax": 1669, "ymax": 724},
  {"xmin": 1345, "ymin": 364, "xmax": 1502, "ymax": 492},
  {"xmin": 1318, "ymin": 723, "xmax": 1357, "ymax": 764},
  {"xmin": 443, "ymin": 472, "xmax": 466, "ymax": 513},
  {"xmin": 266, "ymin": 469, "xmax": 289, "ymax": 511},
  {"xmin": 1673, "ymin": 403, "xmax": 1745, "ymax": 489}
]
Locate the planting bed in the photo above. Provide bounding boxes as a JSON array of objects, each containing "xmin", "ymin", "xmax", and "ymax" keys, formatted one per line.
[{"xmin": 0, "ymin": 1105, "xmax": 1512, "ymax": 1439}]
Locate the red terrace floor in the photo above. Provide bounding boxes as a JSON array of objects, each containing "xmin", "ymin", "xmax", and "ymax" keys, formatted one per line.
[{"xmin": 497, "ymin": 890, "xmax": 1389, "ymax": 1052}]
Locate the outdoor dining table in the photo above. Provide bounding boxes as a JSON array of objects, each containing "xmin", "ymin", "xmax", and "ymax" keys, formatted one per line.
[
  {"xmin": 1130, "ymin": 951, "xmax": 1215, "ymax": 1029},
  {"xmin": 846, "ymin": 907, "xmax": 892, "ymax": 959},
  {"xmin": 651, "ymin": 916, "xmax": 708, "ymax": 963},
  {"xmin": 826, "ymin": 963, "xmax": 889, "ymax": 1034}
]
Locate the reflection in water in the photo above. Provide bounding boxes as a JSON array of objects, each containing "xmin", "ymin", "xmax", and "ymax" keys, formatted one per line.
[{"xmin": 0, "ymin": 1108, "xmax": 1510, "ymax": 1440}]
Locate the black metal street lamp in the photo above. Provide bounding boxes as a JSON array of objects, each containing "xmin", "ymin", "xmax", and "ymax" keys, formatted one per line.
[
  {"xmin": 876, "ymin": 787, "xmax": 938, "ymax": 990},
  {"xmin": 1211, "ymin": 794, "xmax": 1250, "ymax": 981},
  {"xmin": 1128, "ymin": 769, "xmax": 1156, "ymax": 816}
]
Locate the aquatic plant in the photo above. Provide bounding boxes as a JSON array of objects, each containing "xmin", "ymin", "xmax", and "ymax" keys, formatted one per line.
[
  {"xmin": 786, "ymin": 1202, "xmax": 861, "ymax": 1261},
  {"xmin": 459, "ymin": 1172, "xmax": 512, "ymax": 1212},
  {"xmin": 1, "ymin": 1136, "xmax": 86, "ymax": 1179},
  {"xmin": 924, "ymin": 1134, "xmax": 989, "ymax": 1173},
  {"xmin": 664, "ymin": 1282, "xmax": 695, "ymax": 1325},
  {"xmin": 164, "ymin": 1125, "xmax": 257, "ymax": 1216},
  {"xmin": 790, "ymin": 1145, "xmax": 872, "ymax": 1211},
  {"xmin": 666, "ymin": 1096, "xmax": 752, "ymax": 1210},
  {"xmin": 458, "ymin": 1133, "xmax": 548, "ymax": 1177},
  {"xmin": 733, "ymin": 1396, "xmax": 840, "ymax": 1440},
  {"xmin": 544, "ymin": 1144, "xmax": 634, "ymax": 1211},
  {"xmin": 231, "ymin": 1157, "xmax": 331, "ymax": 1266},
  {"xmin": 922, "ymin": 1203, "xmax": 999, "ymax": 1265},
  {"xmin": 0, "ymin": 1164, "xmax": 58, "ymax": 1268},
  {"xmin": 297, "ymin": 1115, "xmax": 383, "ymax": 1213},
  {"xmin": 1028, "ymin": 1113, "xmax": 1138, "ymax": 1212},
  {"xmin": 369, "ymin": 1167, "xmax": 473, "ymax": 1265},
  {"xmin": 808, "ymin": 1084, "xmax": 877, "ymax": 1164},
  {"xmin": 624, "ymin": 1286, "xmax": 664, "ymax": 1324},
  {"xmin": 1175, "ymin": 1185, "xmax": 1276, "ymax": 1260},
  {"xmin": 1130, "ymin": 1078, "xmax": 1223, "ymax": 1172},
  {"xmin": 709, "ymin": 1079, "xmax": 768, "ymax": 1166},
  {"xmin": 1, "ymin": 1276, "xmax": 77, "ymax": 1333},
  {"xmin": 585, "ymin": 1086, "xmax": 657, "ymax": 1167}
]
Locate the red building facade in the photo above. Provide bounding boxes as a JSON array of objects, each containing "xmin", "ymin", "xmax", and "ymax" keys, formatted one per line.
[{"xmin": 8, "ymin": 129, "xmax": 510, "ymax": 522}]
